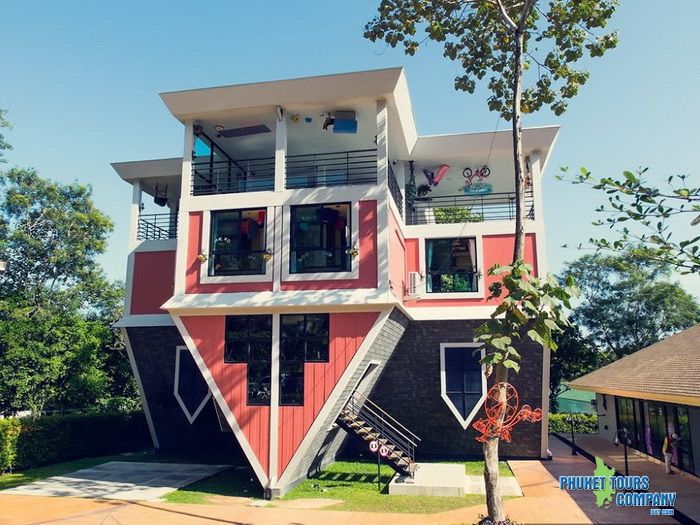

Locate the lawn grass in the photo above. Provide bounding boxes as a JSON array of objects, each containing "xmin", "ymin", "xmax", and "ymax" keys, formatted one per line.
[
  {"xmin": 161, "ymin": 466, "xmax": 262, "ymax": 504},
  {"xmin": 463, "ymin": 460, "xmax": 513, "ymax": 477},
  {"xmin": 281, "ymin": 460, "xmax": 490, "ymax": 514}
]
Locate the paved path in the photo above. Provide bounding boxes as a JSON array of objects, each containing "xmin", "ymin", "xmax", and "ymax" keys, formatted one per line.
[
  {"xmin": 541, "ymin": 437, "xmax": 677, "ymax": 524},
  {"xmin": 3, "ymin": 462, "xmax": 229, "ymax": 501},
  {"xmin": 567, "ymin": 433, "xmax": 700, "ymax": 523}
]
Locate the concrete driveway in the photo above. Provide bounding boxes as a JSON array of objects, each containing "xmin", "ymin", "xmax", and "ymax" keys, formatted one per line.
[{"xmin": 3, "ymin": 461, "xmax": 229, "ymax": 501}]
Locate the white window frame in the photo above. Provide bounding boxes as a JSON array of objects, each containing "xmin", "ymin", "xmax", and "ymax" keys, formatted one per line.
[
  {"xmin": 199, "ymin": 206, "xmax": 275, "ymax": 284},
  {"xmin": 281, "ymin": 201, "xmax": 360, "ymax": 281},
  {"xmin": 439, "ymin": 342, "xmax": 487, "ymax": 429},
  {"xmin": 173, "ymin": 345, "xmax": 212, "ymax": 424},
  {"xmin": 419, "ymin": 235, "xmax": 485, "ymax": 299}
]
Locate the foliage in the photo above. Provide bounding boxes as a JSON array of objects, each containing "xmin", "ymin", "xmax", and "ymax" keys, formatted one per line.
[
  {"xmin": 562, "ymin": 251, "xmax": 700, "ymax": 359},
  {"xmin": 475, "ymin": 260, "xmax": 579, "ymax": 373},
  {"xmin": 0, "ymin": 110, "xmax": 11, "ymax": 163},
  {"xmin": 560, "ymin": 167, "xmax": 700, "ymax": 274},
  {"xmin": 365, "ymin": 0, "xmax": 618, "ymax": 119},
  {"xmin": 439, "ymin": 272, "xmax": 473, "ymax": 292},
  {"xmin": 0, "ymin": 412, "xmax": 149, "ymax": 473},
  {"xmin": 549, "ymin": 412, "xmax": 598, "ymax": 434},
  {"xmin": 549, "ymin": 325, "xmax": 601, "ymax": 412},
  {"xmin": 434, "ymin": 207, "xmax": 484, "ymax": 224},
  {"xmin": 0, "ymin": 162, "xmax": 137, "ymax": 414},
  {"xmin": 283, "ymin": 460, "xmax": 488, "ymax": 513}
]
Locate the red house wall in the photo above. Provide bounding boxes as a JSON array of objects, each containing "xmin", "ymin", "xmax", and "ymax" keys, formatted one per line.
[
  {"xmin": 281, "ymin": 200, "xmax": 378, "ymax": 291},
  {"xmin": 180, "ymin": 316, "xmax": 270, "ymax": 476},
  {"xmin": 404, "ymin": 233, "xmax": 539, "ymax": 307},
  {"xmin": 185, "ymin": 212, "xmax": 274, "ymax": 294},
  {"xmin": 277, "ymin": 311, "xmax": 379, "ymax": 476},
  {"xmin": 388, "ymin": 209, "xmax": 406, "ymax": 300},
  {"xmin": 130, "ymin": 250, "xmax": 175, "ymax": 315}
]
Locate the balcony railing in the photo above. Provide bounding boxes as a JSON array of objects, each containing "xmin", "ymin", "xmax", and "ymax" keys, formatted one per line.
[
  {"xmin": 137, "ymin": 213, "xmax": 178, "ymax": 240},
  {"xmin": 285, "ymin": 149, "xmax": 377, "ymax": 189},
  {"xmin": 388, "ymin": 162, "xmax": 403, "ymax": 218},
  {"xmin": 191, "ymin": 157, "xmax": 275, "ymax": 195},
  {"xmin": 406, "ymin": 189, "xmax": 535, "ymax": 225}
]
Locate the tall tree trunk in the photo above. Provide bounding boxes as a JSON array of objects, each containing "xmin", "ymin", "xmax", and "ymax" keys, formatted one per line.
[{"xmin": 483, "ymin": 27, "xmax": 526, "ymax": 524}]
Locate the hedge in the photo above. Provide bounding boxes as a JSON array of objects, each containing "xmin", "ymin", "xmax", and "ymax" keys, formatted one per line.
[
  {"xmin": 549, "ymin": 413, "xmax": 598, "ymax": 435},
  {"xmin": 0, "ymin": 411, "xmax": 150, "ymax": 473}
]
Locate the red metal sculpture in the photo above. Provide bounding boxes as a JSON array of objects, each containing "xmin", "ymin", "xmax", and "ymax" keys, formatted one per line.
[{"xmin": 472, "ymin": 382, "xmax": 543, "ymax": 443}]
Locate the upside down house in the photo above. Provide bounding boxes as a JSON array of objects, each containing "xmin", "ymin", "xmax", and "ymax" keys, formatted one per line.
[{"xmin": 112, "ymin": 67, "xmax": 558, "ymax": 497}]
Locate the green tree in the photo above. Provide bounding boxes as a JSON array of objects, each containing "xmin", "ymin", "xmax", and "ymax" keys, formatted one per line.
[
  {"xmin": 0, "ymin": 110, "xmax": 11, "ymax": 163},
  {"xmin": 561, "ymin": 167, "xmax": 700, "ymax": 274},
  {"xmin": 0, "ymin": 160, "xmax": 137, "ymax": 414},
  {"xmin": 549, "ymin": 325, "xmax": 601, "ymax": 412},
  {"xmin": 365, "ymin": 2, "xmax": 616, "ymax": 520},
  {"xmin": 564, "ymin": 251, "xmax": 700, "ymax": 359}
]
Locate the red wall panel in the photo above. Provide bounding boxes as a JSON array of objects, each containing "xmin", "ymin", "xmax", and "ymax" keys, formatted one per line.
[
  {"xmin": 130, "ymin": 250, "xmax": 175, "ymax": 315},
  {"xmin": 185, "ymin": 212, "xmax": 273, "ymax": 294},
  {"xmin": 388, "ymin": 209, "xmax": 407, "ymax": 300},
  {"xmin": 180, "ymin": 316, "xmax": 270, "ymax": 476},
  {"xmin": 281, "ymin": 200, "xmax": 378, "ymax": 291},
  {"xmin": 277, "ymin": 311, "xmax": 379, "ymax": 476},
  {"xmin": 404, "ymin": 232, "xmax": 539, "ymax": 307}
]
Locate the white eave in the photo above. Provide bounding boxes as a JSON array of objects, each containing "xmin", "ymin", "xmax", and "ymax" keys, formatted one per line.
[{"xmin": 111, "ymin": 157, "xmax": 182, "ymax": 183}]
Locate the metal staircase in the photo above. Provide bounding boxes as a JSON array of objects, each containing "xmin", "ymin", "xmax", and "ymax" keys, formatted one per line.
[{"xmin": 337, "ymin": 390, "xmax": 421, "ymax": 476}]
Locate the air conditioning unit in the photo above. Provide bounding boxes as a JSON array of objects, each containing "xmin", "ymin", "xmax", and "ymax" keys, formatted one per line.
[{"xmin": 407, "ymin": 271, "xmax": 421, "ymax": 297}]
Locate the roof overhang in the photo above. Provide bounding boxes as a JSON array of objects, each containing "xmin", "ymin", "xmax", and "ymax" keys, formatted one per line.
[
  {"xmin": 111, "ymin": 157, "xmax": 182, "ymax": 183},
  {"xmin": 570, "ymin": 383, "xmax": 700, "ymax": 408}
]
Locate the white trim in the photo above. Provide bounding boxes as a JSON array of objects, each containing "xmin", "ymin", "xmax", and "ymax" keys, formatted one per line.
[
  {"xmin": 272, "ymin": 206, "xmax": 282, "ymax": 292},
  {"xmin": 121, "ymin": 328, "xmax": 160, "ymax": 449},
  {"xmin": 114, "ymin": 314, "xmax": 175, "ymax": 328},
  {"xmin": 173, "ymin": 121, "xmax": 193, "ymax": 295},
  {"xmin": 130, "ymin": 239, "xmax": 178, "ymax": 253},
  {"xmin": 281, "ymin": 201, "xmax": 360, "ymax": 282},
  {"xmin": 417, "ymin": 235, "xmax": 486, "ymax": 300},
  {"xmin": 439, "ymin": 343, "xmax": 487, "ymax": 430},
  {"xmin": 123, "ymin": 251, "xmax": 135, "ymax": 317},
  {"xmin": 163, "ymin": 288, "xmax": 399, "ymax": 313},
  {"xmin": 269, "ymin": 314, "xmax": 281, "ymax": 485},
  {"xmin": 198, "ymin": 207, "xmax": 274, "ymax": 284},
  {"xmin": 178, "ymin": 184, "xmax": 384, "ymax": 213},
  {"xmin": 130, "ymin": 181, "xmax": 142, "ymax": 243},
  {"xmin": 173, "ymin": 345, "xmax": 212, "ymax": 424},
  {"xmin": 172, "ymin": 315, "xmax": 269, "ymax": 486},
  {"xmin": 401, "ymin": 305, "xmax": 498, "ymax": 321},
  {"xmin": 274, "ymin": 110, "xmax": 286, "ymax": 192},
  {"xmin": 275, "ymin": 307, "xmax": 392, "ymax": 488}
]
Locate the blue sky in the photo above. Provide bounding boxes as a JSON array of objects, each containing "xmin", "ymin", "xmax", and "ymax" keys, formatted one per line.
[{"xmin": 1, "ymin": 0, "xmax": 698, "ymax": 296}]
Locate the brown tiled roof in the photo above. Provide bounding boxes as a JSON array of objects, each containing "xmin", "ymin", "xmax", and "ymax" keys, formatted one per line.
[{"xmin": 570, "ymin": 324, "xmax": 700, "ymax": 406}]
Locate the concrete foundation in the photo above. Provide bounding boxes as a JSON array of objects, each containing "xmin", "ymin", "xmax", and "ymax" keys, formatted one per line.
[{"xmin": 388, "ymin": 462, "xmax": 523, "ymax": 497}]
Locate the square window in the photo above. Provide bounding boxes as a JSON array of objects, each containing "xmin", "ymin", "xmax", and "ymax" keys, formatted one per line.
[
  {"xmin": 425, "ymin": 238, "xmax": 478, "ymax": 293},
  {"xmin": 290, "ymin": 204, "xmax": 351, "ymax": 274},
  {"xmin": 280, "ymin": 362, "xmax": 304, "ymax": 406},
  {"xmin": 247, "ymin": 362, "xmax": 271, "ymax": 405},
  {"xmin": 209, "ymin": 209, "xmax": 267, "ymax": 276}
]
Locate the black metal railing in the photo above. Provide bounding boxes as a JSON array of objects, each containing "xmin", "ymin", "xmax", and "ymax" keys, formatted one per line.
[
  {"xmin": 388, "ymin": 163, "xmax": 403, "ymax": 218},
  {"xmin": 208, "ymin": 250, "xmax": 267, "ymax": 276},
  {"xmin": 285, "ymin": 149, "xmax": 377, "ymax": 189},
  {"xmin": 344, "ymin": 389, "xmax": 420, "ymax": 470},
  {"xmin": 191, "ymin": 157, "xmax": 275, "ymax": 195},
  {"xmin": 406, "ymin": 189, "xmax": 535, "ymax": 225},
  {"xmin": 426, "ymin": 270, "xmax": 479, "ymax": 294},
  {"xmin": 137, "ymin": 213, "xmax": 177, "ymax": 240}
]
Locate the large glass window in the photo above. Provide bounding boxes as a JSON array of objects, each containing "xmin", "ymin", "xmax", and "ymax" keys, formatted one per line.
[
  {"xmin": 443, "ymin": 346, "xmax": 483, "ymax": 420},
  {"xmin": 425, "ymin": 238, "xmax": 478, "ymax": 293},
  {"xmin": 225, "ymin": 315, "xmax": 272, "ymax": 405},
  {"xmin": 209, "ymin": 209, "xmax": 267, "ymax": 276},
  {"xmin": 279, "ymin": 314, "xmax": 330, "ymax": 406},
  {"xmin": 290, "ymin": 203, "xmax": 350, "ymax": 274}
]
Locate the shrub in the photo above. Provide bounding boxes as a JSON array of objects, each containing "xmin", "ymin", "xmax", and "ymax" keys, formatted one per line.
[
  {"xmin": 0, "ymin": 411, "xmax": 149, "ymax": 473},
  {"xmin": 434, "ymin": 207, "xmax": 484, "ymax": 224},
  {"xmin": 549, "ymin": 412, "xmax": 598, "ymax": 434}
]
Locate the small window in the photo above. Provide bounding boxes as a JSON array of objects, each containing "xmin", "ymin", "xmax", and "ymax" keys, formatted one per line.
[
  {"xmin": 426, "ymin": 238, "xmax": 478, "ymax": 293},
  {"xmin": 290, "ymin": 203, "xmax": 350, "ymax": 274},
  {"xmin": 440, "ymin": 344, "xmax": 485, "ymax": 428},
  {"xmin": 209, "ymin": 209, "xmax": 267, "ymax": 276},
  {"xmin": 174, "ymin": 346, "xmax": 211, "ymax": 423},
  {"xmin": 225, "ymin": 315, "xmax": 272, "ymax": 405},
  {"xmin": 279, "ymin": 314, "xmax": 330, "ymax": 406}
]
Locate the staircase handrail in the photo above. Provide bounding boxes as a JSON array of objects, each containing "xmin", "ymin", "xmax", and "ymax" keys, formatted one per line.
[{"xmin": 350, "ymin": 390, "xmax": 421, "ymax": 443}]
